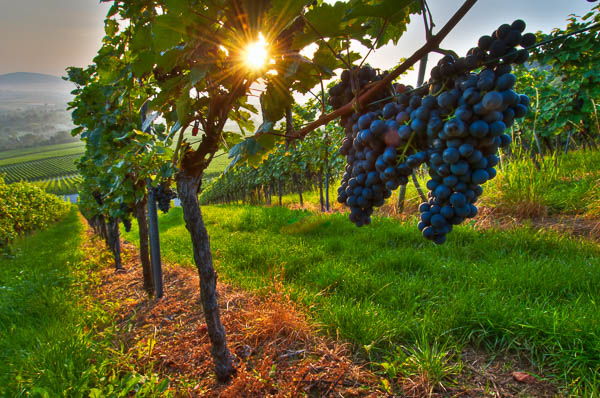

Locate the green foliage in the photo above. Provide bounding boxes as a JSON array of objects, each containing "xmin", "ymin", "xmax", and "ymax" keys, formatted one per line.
[
  {"xmin": 201, "ymin": 98, "xmax": 345, "ymax": 205},
  {"xmin": 68, "ymin": 58, "xmax": 173, "ymax": 222},
  {"xmin": 0, "ymin": 176, "xmax": 70, "ymax": 248},
  {"xmin": 0, "ymin": 209, "xmax": 170, "ymax": 397},
  {"xmin": 514, "ymin": 5, "xmax": 600, "ymax": 149},
  {"xmin": 91, "ymin": 0, "xmax": 420, "ymax": 177}
]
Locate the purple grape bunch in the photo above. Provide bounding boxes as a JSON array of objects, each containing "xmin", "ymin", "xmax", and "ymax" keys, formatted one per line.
[{"xmin": 335, "ymin": 20, "xmax": 535, "ymax": 244}]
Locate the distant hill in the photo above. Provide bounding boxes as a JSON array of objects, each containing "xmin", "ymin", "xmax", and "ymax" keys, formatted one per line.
[
  {"xmin": 0, "ymin": 72, "xmax": 74, "ymax": 110},
  {"xmin": 0, "ymin": 72, "xmax": 73, "ymax": 92},
  {"xmin": 0, "ymin": 72, "xmax": 76, "ymax": 151}
]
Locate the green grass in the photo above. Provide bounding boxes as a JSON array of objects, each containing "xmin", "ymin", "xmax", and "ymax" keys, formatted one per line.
[
  {"xmin": 485, "ymin": 150, "xmax": 600, "ymax": 217},
  {"xmin": 246, "ymin": 150, "xmax": 600, "ymax": 218},
  {"xmin": 0, "ymin": 142, "xmax": 84, "ymax": 165},
  {"xmin": 124, "ymin": 205, "xmax": 600, "ymax": 394},
  {"xmin": 0, "ymin": 208, "xmax": 168, "ymax": 397},
  {"xmin": 203, "ymin": 151, "xmax": 229, "ymax": 181}
]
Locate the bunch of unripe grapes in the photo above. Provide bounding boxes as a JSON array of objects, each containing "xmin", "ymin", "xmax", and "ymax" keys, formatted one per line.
[
  {"xmin": 335, "ymin": 20, "xmax": 535, "ymax": 244},
  {"xmin": 154, "ymin": 185, "xmax": 177, "ymax": 213}
]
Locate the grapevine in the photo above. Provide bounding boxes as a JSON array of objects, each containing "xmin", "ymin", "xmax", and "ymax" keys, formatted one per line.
[{"xmin": 71, "ymin": 0, "xmax": 596, "ymax": 382}]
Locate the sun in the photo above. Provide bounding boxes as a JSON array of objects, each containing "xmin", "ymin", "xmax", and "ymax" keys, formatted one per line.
[{"xmin": 244, "ymin": 33, "xmax": 269, "ymax": 70}]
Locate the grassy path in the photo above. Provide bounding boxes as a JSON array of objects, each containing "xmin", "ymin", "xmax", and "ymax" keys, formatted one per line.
[
  {"xmin": 0, "ymin": 208, "xmax": 384, "ymax": 396},
  {"xmin": 124, "ymin": 205, "xmax": 600, "ymax": 395},
  {"xmin": 0, "ymin": 209, "xmax": 165, "ymax": 397},
  {"xmin": 2, "ymin": 204, "xmax": 598, "ymax": 395},
  {"xmin": 0, "ymin": 209, "xmax": 87, "ymax": 396}
]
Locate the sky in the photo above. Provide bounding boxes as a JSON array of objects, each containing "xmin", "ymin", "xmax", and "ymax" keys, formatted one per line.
[
  {"xmin": 0, "ymin": 0, "xmax": 112, "ymax": 77},
  {"xmin": 0, "ymin": 0, "xmax": 595, "ymax": 85}
]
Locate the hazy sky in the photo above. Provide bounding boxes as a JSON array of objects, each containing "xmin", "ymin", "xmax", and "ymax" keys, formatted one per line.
[
  {"xmin": 0, "ymin": 0, "xmax": 595, "ymax": 84},
  {"xmin": 0, "ymin": 0, "xmax": 111, "ymax": 77}
]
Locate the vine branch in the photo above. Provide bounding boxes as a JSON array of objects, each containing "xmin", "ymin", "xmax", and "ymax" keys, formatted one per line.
[
  {"xmin": 421, "ymin": 0, "xmax": 434, "ymax": 40},
  {"xmin": 358, "ymin": 19, "xmax": 389, "ymax": 69},
  {"xmin": 291, "ymin": 0, "xmax": 478, "ymax": 140}
]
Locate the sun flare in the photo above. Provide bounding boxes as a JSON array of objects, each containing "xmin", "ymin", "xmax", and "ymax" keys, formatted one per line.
[{"xmin": 245, "ymin": 33, "xmax": 269, "ymax": 69}]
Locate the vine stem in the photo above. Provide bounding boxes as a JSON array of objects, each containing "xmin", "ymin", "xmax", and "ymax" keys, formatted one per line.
[
  {"xmin": 532, "ymin": 87, "xmax": 545, "ymax": 164},
  {"xmin": 172, "ymin": 123, "xmax": 189, "ymax": 168},
  {"xmin": 358, "ymin": 19, "xmax": 389, "ymax": 70},
  {"xmin": 300, "ymin": 14, "xmax": 351, "ymax": 69},
  {"xmin": 292, "ymin": 0, "xmax": 478, "ymax": 140},
  {"xmin": 592, "ymin": 99, "xmax": 600, "ymax": 139},
  {"xmin": 421, "ymin": 0, "xmax": 434, "ymax": 41}
]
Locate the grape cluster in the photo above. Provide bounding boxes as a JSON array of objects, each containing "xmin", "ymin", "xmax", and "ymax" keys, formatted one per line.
[
  {"xmin": 428, "ymin": 20, "xmax": 533, "ymax": 95},
  {"xmin": 329, "ymin": 65, "xmax": 396, "ymax": 158},
  {"xmin": 415, "ymin": 21, "xmax": 534, "ymax": 244},
  {"xmin": 122, "ymin": 217, "xmax": 132, "ymax": 232},
  {"xmin": 418, "ymin": 63, "xmax": 530, "ymax": 244},
  {"xmin": 336, "ymin": 87, "xmax": 432, "ymax": 227},
  {"xmin": 334, "ymin": 20, "xmax": 535, "ymax": 243},
  {"xmin": 473, "ymin": 20, "xmax": 535, "ymax": 65},
  {"xmin": 328, "ymin": 65, "xmax": 391, "ymax": 111},
  {"xmin": 154, "ymin": 185, "xmax": 177, "ymax": 213},
  {"xmin": 119, "ymin": 203, "xmax": 134, "ymax": 232}
]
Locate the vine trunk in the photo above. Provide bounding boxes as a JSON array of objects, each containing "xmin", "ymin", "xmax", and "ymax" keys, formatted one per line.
[
  {"xmin": 135, "ymin": 197, "xmax": 154, "ymax": 295},
  {"xmin": 176, "ymin": 171, "xmax": 235, "ymax": 382}
]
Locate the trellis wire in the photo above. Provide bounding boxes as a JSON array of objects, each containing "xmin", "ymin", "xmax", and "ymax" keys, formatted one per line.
[{"xmin": 367, "ymin": 22, "xmax": 600, "ymax": 107}]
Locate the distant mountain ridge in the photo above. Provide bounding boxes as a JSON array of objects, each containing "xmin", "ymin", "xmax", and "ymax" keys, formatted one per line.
[
  {"xmin": 0, "ymin": 72, "xmax": 74, "ymax": 110},
  {"xmin": 0, "ymin": 72, "xmax": 75, "ymax": 95},
  {"xmin": 0, "ymin": 72, "xmax": 70, "ymax": 87}
]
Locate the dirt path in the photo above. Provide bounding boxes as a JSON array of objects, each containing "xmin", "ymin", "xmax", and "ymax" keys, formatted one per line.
[
  {"xmin": 82, "ymin": 224, "xmax": 383, "ymax": 397},
  {"xmin": 81, "ymin": 220, "xmax": 559, "ymax": 397}
]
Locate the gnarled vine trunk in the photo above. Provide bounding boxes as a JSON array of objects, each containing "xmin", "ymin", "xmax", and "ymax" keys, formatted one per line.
[
  {"xmin": 278, "ymin": 178, "xmax": 283, "ymax": 206},
  {"xmin": 176, "ymin": 171, "xmax": 235, "ymax": 382},
  {"xmin": 96, "ymin": 214, "xmax": 108, "ymax": 242},
  {"xmin": 293, "ymin": 173, "xmax": 303, "ymax": 207},
  {"xmin": 107, "ymin": 218, "xmax": 123, "ymax": 270},
  {"xmin": 135, "ymin": 197, "xmax": 154, "ymax": 295},
  {"xmin": 318, "ymin": 169, "xmax": 324, "ymax": 212}
]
